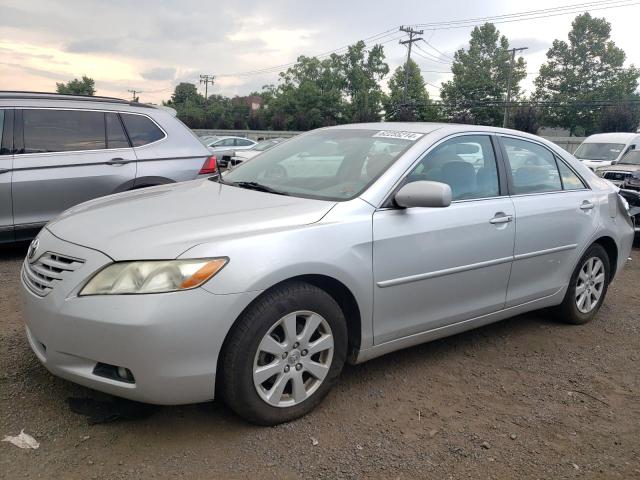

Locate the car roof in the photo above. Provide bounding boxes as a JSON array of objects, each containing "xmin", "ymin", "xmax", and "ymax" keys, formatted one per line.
[
  {"xmin": 581, "ymin": 132, "xmax": 640, "ymax": 143},
  {"xmin": 0, "ymin": 91, "xmax": 156, "ymax": 109}
]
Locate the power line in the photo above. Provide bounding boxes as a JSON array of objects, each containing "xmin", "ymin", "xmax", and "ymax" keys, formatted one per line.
[
  {"xmin": 407, "ymin": 0, "xmax": 640, "ymax": 30},
  {"xmin": 399, "ymin": 26, "xmax": 424, "ymax": 117},
  {"xmin": 504, "ymin": 47, "xmax": 529, "ymax": 127},
  {"xmin": 127, "ymin": 89, "xmax": 143, "ymax": 102},
  {"xmin": 199, "ymin": 74, "xmax": 215, "ymax": 98}
]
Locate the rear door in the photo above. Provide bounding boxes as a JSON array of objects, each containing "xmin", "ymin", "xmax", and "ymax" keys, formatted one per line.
[
  {"xmin": 0, "ymin": 109, "xmax": 14, "ymax": 242},
  {"xmin": 11, "ymin": 108, "xmax": 136, "ymax": 238},
  {"xmin": 498, "ymin": 135, "xmax": 598, "ymax": 307}
]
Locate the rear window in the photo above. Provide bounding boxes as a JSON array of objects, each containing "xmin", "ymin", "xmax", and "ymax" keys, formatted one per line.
[
  {"xmin": 120, "ymin": 113, "xmax": 165, "ymax": 147},
  {"xmin": 23, "ymin": 109, "xmax": 106, "ymax": 153}
]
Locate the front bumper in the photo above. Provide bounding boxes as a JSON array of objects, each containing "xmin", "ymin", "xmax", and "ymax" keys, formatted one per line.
[{"xmin": 21, "ymin": 228, "xmax": 260, "ymax": 405}]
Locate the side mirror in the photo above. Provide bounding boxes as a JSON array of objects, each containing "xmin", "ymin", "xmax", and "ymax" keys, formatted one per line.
[{"xmin": 394, "ymin": 181, "xmax": 452, "ymax": 208}]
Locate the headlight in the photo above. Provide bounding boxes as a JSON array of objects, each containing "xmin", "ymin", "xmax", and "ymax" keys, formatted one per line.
[
  {"xmin": 80, "ymin": 258, "xmax": 228, "ymax": 295},
  {"xmin": 595, "ymin": 169, "xmax": 605, "ymax": 177}
]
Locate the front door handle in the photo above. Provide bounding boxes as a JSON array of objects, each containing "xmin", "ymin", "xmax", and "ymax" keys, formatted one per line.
[
  {"xmin": 0, "ymin": 169, "xmax": 9, "ymax": 174},
  {"xmin": 580, "ymin": 201, "xmax": 595, "ymax": 211},
  {"xmin": 106, "ymin": 158, "xmax": 131, "ymax": 166},
  {"xmin": 489, "ymin": 213, "xmax": 513, "ymax": 224}
]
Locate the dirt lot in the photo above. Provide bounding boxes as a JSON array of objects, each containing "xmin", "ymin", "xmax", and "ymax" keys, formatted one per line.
[{"xmin": 1, "ymin": 242, "xmax": 639, "ymax": 479}]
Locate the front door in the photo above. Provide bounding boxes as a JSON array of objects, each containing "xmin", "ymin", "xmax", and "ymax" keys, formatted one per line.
[
  {"xmin": 0, "ymin": 109, "xmax": 13, "ymax": 242},
  {"xmin": 372, "ymin": 134, "xmax": 515, "ymax": 344},
  {"xmin": 12, "ymin": 109, "xmax": 136, "ymax": 239}
]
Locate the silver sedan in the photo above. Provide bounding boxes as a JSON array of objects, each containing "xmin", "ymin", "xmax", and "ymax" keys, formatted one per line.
[{"xmin": 21, "ymin": 123, "xmax": 635, "ymax": 425}]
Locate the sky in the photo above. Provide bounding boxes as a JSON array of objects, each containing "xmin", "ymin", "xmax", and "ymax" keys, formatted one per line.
[{"xmin": 1, "ymin": 0, "xmax": 639, "ymax": 104}]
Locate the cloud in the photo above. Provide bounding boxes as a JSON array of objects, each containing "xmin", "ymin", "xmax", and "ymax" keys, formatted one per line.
[
  {"xmin": 141, "ymin": 67, "xmax": 176, "ymax": 81},
  {"xmin": 65, "ymin": 38, "xmax": 122, "ymax": 54}
]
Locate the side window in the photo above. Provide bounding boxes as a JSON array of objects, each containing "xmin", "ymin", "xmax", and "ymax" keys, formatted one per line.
[
  {"xmin": 105, "ymin": 113, "xmax": 130, "ymax": 149},
  {"xmin": 406, "ymin": 135, "xmax": 500, "ymax": 201},
  {"xmin": 237, "ymin": 138, "xmax": 253, "ymax": 147},
  {"xmin": 219, "ymin": 138, "xmax": 235, "ymax": 147},
  {"xmin": 502, "ymin": 137, "xmax": 562, "ymax": 194},
  {"xmin": 23, "ymin": 109, "xmax": 106, "ymax": 153},
  {"xmin": 120, "ymin": 113, "xmax": 164, "ymax": 147},
  {"xmin": 557, "ymin": 159, "xmax": 586, "ymax": 190}
]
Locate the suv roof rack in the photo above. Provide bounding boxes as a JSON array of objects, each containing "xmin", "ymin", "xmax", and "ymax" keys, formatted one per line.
[{"xmin": 0, "ymin": 91, "xmax": 155, "ymax": 108}]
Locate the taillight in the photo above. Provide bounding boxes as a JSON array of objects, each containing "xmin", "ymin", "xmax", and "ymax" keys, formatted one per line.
[{"xmin": 199, "ymin": 155, "xmax": 217, "ymax": 175}]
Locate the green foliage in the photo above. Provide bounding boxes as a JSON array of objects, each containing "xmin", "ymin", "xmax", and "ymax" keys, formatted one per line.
[
  {"xmin": 512, "ymin": 105, "xmax": 541, "ymax": 134},
  {"xmin": 440, "ymin": 23, "xmax": 526, "ymax": 126},
  {"xmin": 598, "ymin": 100, "xmax": 640, "ymax": 133},
  {"xmin": 56, "ymin": 76, "xmax": 96, "ymax": 96},
  {"xmin": 383, "ymin": 59, "xmax": 436, "ymax": 121},
  {"xmin": 339, "ymin": 41, "xmax": 389, "ymax": 122},
  {"xmin": 534, "ymin": 13, "xmax": 640, "ymax": 135}
]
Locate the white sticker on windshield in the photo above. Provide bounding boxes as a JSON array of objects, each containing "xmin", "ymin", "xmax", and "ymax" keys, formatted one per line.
[{"xmin": 372, "ymin": 130, "xmax": 424, "ymax": 141}]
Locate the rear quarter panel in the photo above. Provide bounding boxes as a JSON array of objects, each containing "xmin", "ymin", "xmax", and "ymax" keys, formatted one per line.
[{"xmin": 133, "ymin": 109, "xmax": 210, "ymax": 185}]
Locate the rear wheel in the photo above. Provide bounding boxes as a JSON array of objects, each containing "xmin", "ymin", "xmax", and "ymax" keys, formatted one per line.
[
  {"xmin": 556, "ymin": 244, "xmax": 610, "ymax": 325},
  {"xmin": 220, "ymin": 281, "xmax": 347, "ymax": 425}
]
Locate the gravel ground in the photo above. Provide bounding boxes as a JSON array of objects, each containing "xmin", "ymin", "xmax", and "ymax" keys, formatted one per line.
[{"xmin": 1, "ymin": 241, "xmax": 639, "ymax": 479}]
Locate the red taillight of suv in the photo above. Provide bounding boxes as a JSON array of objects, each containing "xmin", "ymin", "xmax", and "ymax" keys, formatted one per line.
[{"xmin": 199, "ymin": 155, "xmax": 218, "ymax": 175}]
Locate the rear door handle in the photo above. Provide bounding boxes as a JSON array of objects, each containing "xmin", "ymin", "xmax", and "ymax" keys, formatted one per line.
[
  {"xmin": 106, "ymin": 158, "xmax": 131, "ymax": 166},
  {"xmin": 490, "ymin": 214, "xmax": 513, "ymax": 224},
  {"xmin": 580, "ymin": 201, "xmax": 595, "ymax": 211}
]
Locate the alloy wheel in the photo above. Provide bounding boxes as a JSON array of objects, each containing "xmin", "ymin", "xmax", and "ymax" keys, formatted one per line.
[
  {"xmin": 253, "ymin": 310, "xmax": 334, "ymax": 408},
  {"xmin": 575, "ymin": 257, "xmax": 605, "ymax": 314}
]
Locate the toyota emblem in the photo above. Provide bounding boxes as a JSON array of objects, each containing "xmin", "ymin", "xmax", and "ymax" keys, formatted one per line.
[{"xmin": 27, "ymin": 239, "xmax": 39, "ymax": 261}]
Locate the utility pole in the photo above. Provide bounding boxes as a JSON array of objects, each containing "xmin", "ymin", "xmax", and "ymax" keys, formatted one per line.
[
  {"xmin": 199, "ymin": 74, "xmax": 215, "ymax": 100},
  {"xmin": 503, "ymin": 47, "xmax": 528, "ymax": 128},
  {"xmin": 127, "ymin": 89, "xmax": 142, "ymax": 102},
  {"xmin": 399, "ymin": 26, "xmax": 424, "ymax": 120}
]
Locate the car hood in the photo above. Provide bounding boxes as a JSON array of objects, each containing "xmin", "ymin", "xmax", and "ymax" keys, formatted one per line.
[
  {"xmin": 597, "ymin": 164, "xmax": 640, "ymax": 173},
  {"xmin": 234, "ymin": 150, "xmax": 259, "ymax": 159},
  {"xmin": 47, "ymin": 179, "xmax": 336, "ymax": 260}
]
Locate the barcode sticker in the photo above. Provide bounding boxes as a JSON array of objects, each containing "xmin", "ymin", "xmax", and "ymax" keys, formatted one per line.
[{"xmin": 372, "ymin": 130, "xmax": 424, "ymax": 141}]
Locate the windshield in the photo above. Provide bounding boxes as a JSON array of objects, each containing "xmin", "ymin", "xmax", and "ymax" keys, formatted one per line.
[
  {"xmin": 253, "ymin": 139, "xmax": 280, "ymax": 152},
  {"xmin": 199, "ymin": 136, "xmax": 218, "ymax": 146},
  {"xmin": 619, "ymin": 150, "xmax": 640, "ymax": 165},
  {"xmin": 220, "ymin": 129, "xmax": 419, "ymax": 201},
  {"xmin": 574, "ymin": 142, "xmax": 625, "ymax": 161}
]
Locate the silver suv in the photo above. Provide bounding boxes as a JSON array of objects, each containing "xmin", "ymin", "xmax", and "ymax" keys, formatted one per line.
[{"xmin": 0, "ymin": 92, "xmax": 214, "ymax": 242}]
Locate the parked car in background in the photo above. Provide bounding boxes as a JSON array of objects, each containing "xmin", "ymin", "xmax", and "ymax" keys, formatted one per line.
[
  {"xmin": 199, "ymin": 135, "xmax": 220, "ymax": 147},
  {"xmin": 574, "ymin": 132, "xmax": 640, "ymax": 170},
  {"xmin": 594, "ymin": 149, "xmax": 640, "ymax": 190},
  {"xmin": 21, "ymin": 123, "xmax": 634, "ymax": 425},
  {"xmin": 0, "ymin": 92, "xmax": 215, "ymax": 243},
  {"xmin": 228, "ymin": 138, "xmax": 285, "ymax": 168},
  {"xmin": 206, "ymin": 136, "xmax": 257, "ymax": 168}
]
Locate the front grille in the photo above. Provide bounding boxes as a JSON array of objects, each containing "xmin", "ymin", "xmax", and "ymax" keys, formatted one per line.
[
  {"xmin": 22, "ymin": 252, "xmax": 84, "ymax": 296},
  {"xmin": 603, "ymin": 171, "xmax": 631, "ymax": 181}
]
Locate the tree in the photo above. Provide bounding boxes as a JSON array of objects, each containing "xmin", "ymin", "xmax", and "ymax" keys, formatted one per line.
[
  {"xmin": 339, "ymin": 41, "xmax": 389, "ymax": 123},
  {"xmin": 534, "ymin": 13, "xmax": 640, "ymax": 135},
  {"xmin": 512, "ymin": 105, "xmax": 541, "ymax": 134},
  {"xmin": 440, "ymin": 23, "xmax": 526, "ymax": 126},
  {"xmin": 263, "ymin": 55, "xmax": 347, "ymax": 130},
  {"xmin": 598, "ymin": 101, "xmax": 640, "ymax": 133},
  {"xmin": 383, "ymin": 59, "xmax": 436, "ymax": 121},
  {"xmin": 56, "ymin": 76, "xmax": 96, "ymax": 96}
]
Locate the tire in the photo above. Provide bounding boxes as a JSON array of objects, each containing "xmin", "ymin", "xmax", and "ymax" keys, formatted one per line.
[
  {"xmin": 556, "ymin": 244, "xmax": 610, "ymax": 325},
  {"xmin": 220, "ymin": 281, "xmax": 348, "ymax": 425}
]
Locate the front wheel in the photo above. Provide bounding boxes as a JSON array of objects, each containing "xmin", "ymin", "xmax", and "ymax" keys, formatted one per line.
[
  {"xmin": 220, "ymin": 282, "xmax": 347, "ymax": 425},
  {"xmin": 556, "ymin": 244, "xmax": 610, "ymax": 325}
]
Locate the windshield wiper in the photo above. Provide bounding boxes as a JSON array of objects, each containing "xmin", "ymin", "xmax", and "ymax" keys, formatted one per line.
[{"xmin": 228, "ymin": 181, "xmax": 290, "ymax": 196}]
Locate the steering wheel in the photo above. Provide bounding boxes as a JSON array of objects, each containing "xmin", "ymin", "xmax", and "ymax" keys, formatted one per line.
[{"xmin": 264, "ymin": 165, "xmax": 287, "ymax": 181}]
